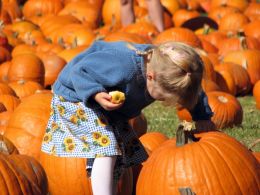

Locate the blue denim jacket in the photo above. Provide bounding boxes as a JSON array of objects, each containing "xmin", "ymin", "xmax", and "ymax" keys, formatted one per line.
[{"xmin": 53, "ymin": 41, "xmax": 213, "ymax": 121}]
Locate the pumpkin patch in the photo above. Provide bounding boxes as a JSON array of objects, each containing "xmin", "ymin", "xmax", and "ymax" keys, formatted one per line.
[{"xmin": 0, "ymin": 0, "xmax": 259, "ymax": 194}]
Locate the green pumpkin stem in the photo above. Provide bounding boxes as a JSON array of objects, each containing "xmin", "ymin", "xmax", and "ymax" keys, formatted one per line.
[
  {"xmin": 176, "ymin": 124, "xmax": 186, "ymax": 147},
  {"xmin": 176, "ymin": 122, "xmax": 199, "ymax": 147}
]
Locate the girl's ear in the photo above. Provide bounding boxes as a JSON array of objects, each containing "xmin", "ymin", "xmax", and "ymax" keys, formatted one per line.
[{"xmin": 146, "ymin": 71, "xmax": 155, "ymax": 81}]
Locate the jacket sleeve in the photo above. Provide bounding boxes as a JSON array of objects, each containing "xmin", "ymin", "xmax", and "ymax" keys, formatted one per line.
[
  {"xmin": 69, "ymin": 50, "xmax": 133, "ymax": 105},
  {"xmin": 190, "ymin": 90, "xmax": 214, "ymax": 121}
]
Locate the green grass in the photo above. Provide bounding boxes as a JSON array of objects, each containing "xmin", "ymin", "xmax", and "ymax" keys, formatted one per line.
[{"xmin": 143, "ymin": 95, "xmax": 260, "ymax": 152}]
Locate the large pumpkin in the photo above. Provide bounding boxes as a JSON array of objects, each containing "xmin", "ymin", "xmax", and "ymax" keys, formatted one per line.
[
  {"xmin": 4, "ymin": 93, "xmax": 52, "ymax": 160},
  {"xmin": 136, "ymin": 125, "xmax": 260, "ymax": 195},
  {"xmin": 0, "ymin": 135, "xmax": 48, "ymax": 195},
  {"xmin": 0, "ymin": 153, "xmax": 48, "ymax": 195}
]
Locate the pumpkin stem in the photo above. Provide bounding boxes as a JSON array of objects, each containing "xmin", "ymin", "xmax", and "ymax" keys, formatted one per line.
[
  {"xmin": 71, "ymin": 37, "xmax": 78, "ymax": 49},
  {"xmin": 0, "ymin": 135, "xmax": 17, "ymax": 155},
  {"xmin": 176, "ymin": 121, "xmax": 199, "ymax": 147},
  {"xmin": 239, "ymin": 37, "xmax": 248, "ymax": 50},
  {"xmin": 176, "ymin": 124, "xmax": 186, "ymax": 147},
  {"xmin": 179, "ymin": 187, "xmax": 196, "ymax": 195}
]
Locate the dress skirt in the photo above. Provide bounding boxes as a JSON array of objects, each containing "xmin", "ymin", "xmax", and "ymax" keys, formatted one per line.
[{"xmin": 41, "ymin": 94, "xmax": 148, "ymax": 179}]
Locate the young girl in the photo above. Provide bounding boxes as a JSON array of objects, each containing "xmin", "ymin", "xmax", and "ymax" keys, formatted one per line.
[{"xmin": 41, "ymin": 40, "xmax": 214, "ymax": 195}]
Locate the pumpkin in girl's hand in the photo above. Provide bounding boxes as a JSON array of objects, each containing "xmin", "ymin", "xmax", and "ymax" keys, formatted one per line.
[
  {"xmin": 109, "ymin": 91, "xmax": 125, "ymax": 104},
  {"xmin": 136, "ymin": 126, "xmax": 260, "ymax": 195}
]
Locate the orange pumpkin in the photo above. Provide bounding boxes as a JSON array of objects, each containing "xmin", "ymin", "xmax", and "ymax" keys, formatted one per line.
[
  {"xmin": 243, "ymin": 20, "xmax": 260, "ymax": 43},
  {"xmin": 0, "ymin": 94, "xmax": 20, "ymax": 111},
  {"xmin": 198, "ymin": 38, "xmax": 219, "ymax": 53},
  {"xmin": 0, "ymin": 134, "xmax": 47, "ymax": 195},
  {"xmin": 215, "ymin": 69, "xmax": 237, "ymax": 95},
  {"xmin": 210, "ymin": 0, "xmax": 249, "ymax": 12},
  {"xmin": 218, "ymin": 12, "xmax": 249, "ymax": 33},
  {"xmin": 253, "ymin": 80, "xmax": 260, "ymax": 109},
  {"xmin": 201, "ymin": 79, "xmax": 221, "ymax": 93},
  {"xmin": 0, "ymin": 82, "xmax": 16, "ymax": 96},
  {"xmin": 8, "ymin": 53, "xmax": 45, "ymax": 85},
  {"xmin": 8, "ymin": 80, "xmax": 44, "ymax": 99},
  {"xmin": 22, "ymin": 0, "xmax": 64, "ymax": 19},
  {"xmin": 4, "ymin": 93, "xmax": 52, "ymax": 160},
  {"xmin": 58, "ymin": 1, "xmax": 100, "ymax": 29},
  {"xmin": 102, "ymin": 0, "xmax": 121, "ymax": 25},
  {"xmin": 0, "ymin": 153, "xmax": 48, "ymax": 195},
  {"xmin": 208, "ymin": 5, "xmax": 240, "ymax": 25},
  {"xmin": 198, "ymin": 50, "xmax": 217, "ymax": 82},
  {"xmin": 0, "ymin": 61, "xmax": 11, "ymax": 83},
  {"xmin": 36, "ymin": 42, "xmax": 65, "ymax": 55},
  {"xmin": 136, "ymin": 127, "xmax": 260, "ymax": 195},
  {"xmin": 0, "ymin": 0, "xmax": 22, "ymax": 24},
  {"xmin": 176, "ymin": 106, "xmax": 192, "ymax": 122},
  {"xmin": 104, "ymin": 32, "xmax": 150, "ymax": 44},
  {"xmin": 214, "ymin": 62, "xmax": 252, "ymax": 96},
  {"xmin": 153, "ymin": 27, "xmax": 202, "ymax": 48},
  {"xmin": 39, "ymin": 15, "xmax": 81, "ymax": 42},
  {"xmin": 218, "ymin": 36, "xmax": 260, "ymax": 57},
  {"xmin": 244, "ymin": 3, "xmax": 260, "ymax": 21},
  {"xmin": 37, "ymin": 53, "xmax": 67, "ymax": 88},
  {"xmin": 139, "ymin": 132, "xmax": 169, "ymax": 153},
  {"xmin": 137, "ymin": 0, "xmax": 180, "ymax": 16},
  {"xmin": 120, "ymin": 21, "xmax": 159, "ymax": 42},
  {"xmin": 11, "ymin": 43, "xmax": 36, "ymax": 57},
  {"xmin": 57, "ymin": 45, "xmax": 89, "ymax": 62},
  {"xmin": 52, "ymin": 23, "xmax": 96, "ymax": 48},
  {"xmin": 199, "ymin": 31, "xmax": 228, "ymax": 49},
  {"xmin": 207, "ymin": 91, "xmax": 243, "ymax": 129},
  {"xmin": 172, "ymin": 9, "xmax": 200, "ymax": 27},
  {"xmin": 39, "ymin": 152, "xmax": 133, "ymax": 195},
  {"xmin": 223, "ymin": 49, "xmax": 260, "ymax": 85}
]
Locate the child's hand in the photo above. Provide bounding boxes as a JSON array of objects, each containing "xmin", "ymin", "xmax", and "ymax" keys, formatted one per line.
[
  {"xmin": 195, "ymin": 120, "xmax": 216, "ymax": 132},
  {"xmin": 93, "ymin": 92, "xmax": 124, "ymax": 111}
]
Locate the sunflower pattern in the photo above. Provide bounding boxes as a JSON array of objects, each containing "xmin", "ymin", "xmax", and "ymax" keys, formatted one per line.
[
  {"xmin": 42, "ymin": 132, "xmax": 52, "ymax": 143},
  {"xmin": 57, "ymin": 105, "xmax": 66, "ymax": 116},
  {"xmin": 41, "ymin": 94, "xmax": 148, "ymax": 177}
]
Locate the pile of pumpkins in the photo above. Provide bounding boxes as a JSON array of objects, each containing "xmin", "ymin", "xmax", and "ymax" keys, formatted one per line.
[{"xmin": 0, "ymin": 0, "xmax": 259, "ymax": 194}]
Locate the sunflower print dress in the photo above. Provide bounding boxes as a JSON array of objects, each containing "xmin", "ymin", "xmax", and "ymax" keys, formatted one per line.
[{"xmin": 41, "ymin": 94, "xmax": 148, "ymax": 179}]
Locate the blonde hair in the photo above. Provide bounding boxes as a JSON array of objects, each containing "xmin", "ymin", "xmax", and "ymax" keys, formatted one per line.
[{"xmin": 128, "ymin": 41, "xmax": 204, "ymax": 110}]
